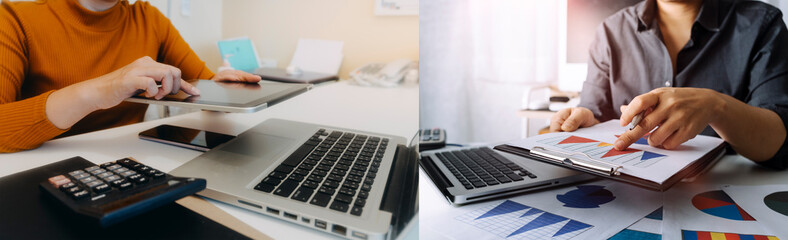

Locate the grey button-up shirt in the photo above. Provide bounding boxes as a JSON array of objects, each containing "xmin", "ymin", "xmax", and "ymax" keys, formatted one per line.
[{"xmin": 577, "ymin": 0, "xmax": 788, "ymax": 169}]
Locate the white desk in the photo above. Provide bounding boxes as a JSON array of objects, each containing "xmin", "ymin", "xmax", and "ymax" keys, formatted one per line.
[
  {"xmin": 419, "ymin": 150, "xmax": 788, "ymax": 239},
  {"xmin": 0, "ymin": 81, "xmax": 419, "ymax": 240}
]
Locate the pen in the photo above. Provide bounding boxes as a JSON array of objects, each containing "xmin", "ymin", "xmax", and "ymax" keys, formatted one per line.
[{"xmin": 628, "ymin": 111, "xmax": 645, "ymax": 130}]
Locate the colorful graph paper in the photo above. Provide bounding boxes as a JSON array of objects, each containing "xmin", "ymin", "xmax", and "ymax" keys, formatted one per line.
[
  {"xmin": 456, "ymin": 200, "xmax": 593, "ymax": 240},
  {"xmin": 610, "ymin": 229, "xmax": 661, "ymax": 240},
  {"xmin": 681, "ymin": 230, "xmax": 779, "ymax": 240},
  {"xmin": 691, "ymin": 190, "xmax": 755, "ymax": 221},
  {"xmin": 537, "ymin": 135, "xmax": 667, "ymax": 168}
]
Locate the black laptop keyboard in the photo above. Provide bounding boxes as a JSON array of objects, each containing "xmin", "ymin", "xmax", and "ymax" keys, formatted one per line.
[
  {"xmin": 435, "ymin": 147, "xmax": 537, "ymax": 190},
  {"xmin": 254, "ymin": 129, "xmax": 388, "ymax": 216}
]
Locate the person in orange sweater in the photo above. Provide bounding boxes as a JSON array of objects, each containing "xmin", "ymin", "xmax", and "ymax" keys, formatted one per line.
[{"xmin": 0, "ymin": 0, "xmax": 262, "ymax": 152}]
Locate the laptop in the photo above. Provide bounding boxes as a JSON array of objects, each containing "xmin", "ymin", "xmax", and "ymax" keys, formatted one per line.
[
  {"xmin": 420, "ymin": 144, "xmax": 595, "ymax": 206},
  {"xmin": 124, "ymin": 80, "xmax": 311, "ymax": 113},
  {"xmin": 170, "ymin": 118, "xmax": 419, "ymax": 240}
]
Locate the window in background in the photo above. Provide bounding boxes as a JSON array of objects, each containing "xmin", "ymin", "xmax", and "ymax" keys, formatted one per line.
[{"xmin": 420, "ymin": 0, "xmax": 559, "ymax": 144}]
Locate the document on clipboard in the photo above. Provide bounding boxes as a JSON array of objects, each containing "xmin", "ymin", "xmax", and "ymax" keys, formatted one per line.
[{"xmin": 494, "ymin": 120, "xmax": 727, "ymax": 191}]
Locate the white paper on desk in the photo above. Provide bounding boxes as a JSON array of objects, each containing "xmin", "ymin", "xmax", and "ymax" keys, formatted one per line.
[
  {"xmin": 289, "ymin": 38, "xmax": 343, "ymax": 75},
  {"xmin": 609, "ymin": 206, "xmax": 663, "ymax": 239},
  {"xmin": 663, "ymin": 183, "xmax": 777, "ymax": 240},
  {"xmin": 505, "ymin": 120, "xmax": 724, "ymax": 184},
  {"xmin": 724, "ymin": 184, "xmax": 788, "ymax": 240},
  {"xmin": 425, "ymin": 180, "xmax": 661, "ymax": 240}
]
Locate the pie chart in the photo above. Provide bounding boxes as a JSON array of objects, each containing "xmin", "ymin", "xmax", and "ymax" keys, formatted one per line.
[
  {"xmin": 691, "ymin": 190, "xmax": 755, "ymax": 221},
  {"xmin": 764, "ymin": 191, "xmax": 788, "ymax": 216},
  {"xmin": 556, "ymin": 185, "xmax": 616, "ymax": 208}
]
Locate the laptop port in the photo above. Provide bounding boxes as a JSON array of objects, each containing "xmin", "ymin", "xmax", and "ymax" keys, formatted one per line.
[
  {"xmin": 266, "ymin": 207, "xmax": 280, "ymax": 215},
  {"xmin": 332, "ymin": 224, "xmax": 347, "ymax": 236},
  {"xmin": 302, "ymin": 217, "xmax": 311, "ymax": 224},
  {"xmin": 315, "ymin": 219, "xmax": 327, "ymax": 229},
  {"xmin": 352, "ymin": 231, "xmax": 368, "ymax": 239},
  {"xmin": 283, "ymin": 212, "xmax": 297, "ymax": 220}
]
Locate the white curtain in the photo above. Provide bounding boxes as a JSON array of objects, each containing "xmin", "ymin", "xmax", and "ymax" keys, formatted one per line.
[{"xmin": 420, "ymin": 0, "xmax": 559, "ymax": 144}]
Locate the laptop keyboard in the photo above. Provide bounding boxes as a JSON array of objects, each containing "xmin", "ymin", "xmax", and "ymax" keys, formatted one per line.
[
  {"xmin": 435, "ymin": 147, "xmax": 536, "ymax": 190},
  {"xmin": 254, "ymin": 129, "xmax": 388, "ymax": 216}
]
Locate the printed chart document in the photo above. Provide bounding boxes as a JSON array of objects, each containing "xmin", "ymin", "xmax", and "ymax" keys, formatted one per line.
[
  {"xmin": 663, "ymin": 183, "xmax": 777, "ymax": 240},
  {"xmin": 609, "ymin": 207, "xmax": 663, "ymax": 240},
  {"xmin": 425, "ymin": 180, "xmax": 662, "ymax": 240},
  {"xmin": 495, "ymin": 120, "xmax": 726, "ymax": 191},
  {"xmin": 724, "ymin": 184, "xmax": 788, "ymax": 240}
]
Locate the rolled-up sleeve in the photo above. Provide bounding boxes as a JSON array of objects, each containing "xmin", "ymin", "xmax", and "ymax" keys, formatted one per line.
[
  {"xmin": 578, "ymin": 24, "xmax": 617, "ymax": 122},
  {"xmin": 746, "ymin": 10, "xmax": 788, "ymax": 169}
]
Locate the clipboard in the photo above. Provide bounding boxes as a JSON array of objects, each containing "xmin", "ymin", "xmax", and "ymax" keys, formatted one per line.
[{"xmin": 493, "ymin": 143, "xmax": 727, "ymax": 191}]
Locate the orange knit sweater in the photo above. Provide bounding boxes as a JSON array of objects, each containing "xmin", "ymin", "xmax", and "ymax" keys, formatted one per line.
[{"xmin": 0, "ymin": 0, "xmax": 214, "ymax": 152}]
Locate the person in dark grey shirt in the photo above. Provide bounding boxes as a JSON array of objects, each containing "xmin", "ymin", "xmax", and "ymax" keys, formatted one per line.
[{"xmin": 549, "ymin": 0, "xmax": 788, "ymax": 169}]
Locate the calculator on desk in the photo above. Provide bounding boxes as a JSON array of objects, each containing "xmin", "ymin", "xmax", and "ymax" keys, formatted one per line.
[{"xmin": 40, "ymin": 157, "xmax": 206, "ymax": 227}]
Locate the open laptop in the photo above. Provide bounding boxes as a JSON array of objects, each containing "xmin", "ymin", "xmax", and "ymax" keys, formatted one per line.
[
  {"xmin": 170, "ymin": 118, "xmax": 419, "ymax": 240},
  {"xmin": 420, "ymin": 144, "xmax": 595, "ymax": 206},
  {"xmin": 124, "ymin": 80, "xmax": 311, "ymax": 113}
]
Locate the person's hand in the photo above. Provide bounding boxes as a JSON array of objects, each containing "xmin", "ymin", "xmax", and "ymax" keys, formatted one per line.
[
  {"xmin": 92, "ymin": 56, "xmax": 200, "ymax": 110},
  {"xmin": 45, "ymin": 56, "xmax": 201, "ymax": 129},
  {"xmin": 211, "ymin": 69, "xmax": 262, "ymax": 83},
  {"xmin": 616, "ymin": 87, "xmax": 726, "ymax": 150},
  {"xmin": 549, "ymin": 107, "xmax": 600, "ymax": 132}
]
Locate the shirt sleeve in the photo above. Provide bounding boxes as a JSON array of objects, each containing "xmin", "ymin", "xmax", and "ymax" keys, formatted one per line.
[
  {"xmin": 746, "ymin": 9, "xmax": 788, "ymax": 170},
  {"xmin": 578, "ymin": 23, "xmax": 617, "ymax": 122},
  {"xmin": 147, "ymin": 3, "xmax": 215, "ymax": 81},
  {"xmin": 0, "ymin": 3, "xmax": 67, "ymax": 153}
]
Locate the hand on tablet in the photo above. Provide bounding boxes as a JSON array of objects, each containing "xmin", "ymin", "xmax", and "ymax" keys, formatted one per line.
[
  {"xmin": 45, "ymin": 56, "xmax": 201, "ymax": 129},
  {"xmin": 92, "ymin": 56, "xmax": 202, "ymax": 109},
  {"xmin": 211, "ymin": 70, "xmax": 262, "ymax": 83}
]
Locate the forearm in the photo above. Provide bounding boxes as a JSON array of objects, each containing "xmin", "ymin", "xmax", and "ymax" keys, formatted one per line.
[
  {"xmin": 710, "ymin": 94, "xmax": 787, "ymax": 161},
  {"xmin": 45, "ymin": 79, "xmax": 102, "ymax": 130}
]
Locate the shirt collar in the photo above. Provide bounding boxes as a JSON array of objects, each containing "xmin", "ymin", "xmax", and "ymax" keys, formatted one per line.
[{"xmin": 637, "ymin": 0, "xmax": 720, "ymax": 32}]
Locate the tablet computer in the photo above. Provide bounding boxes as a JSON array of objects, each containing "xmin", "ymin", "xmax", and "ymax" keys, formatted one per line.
[{"xmin": 124, "ymin": 80, "xmax": 311, "ymax": 113}]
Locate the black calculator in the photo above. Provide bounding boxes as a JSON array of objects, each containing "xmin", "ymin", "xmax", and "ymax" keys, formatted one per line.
[
  {"xmin": 40, "ymin": 157, "xmax": 206, "ymax": 227},
  {"xmin": 419, "ymin": 128, "xmax": 446, "ymax": 150}
]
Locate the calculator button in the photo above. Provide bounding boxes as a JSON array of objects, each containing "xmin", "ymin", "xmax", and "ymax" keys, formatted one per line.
[
  {"xmin": 59, "ymin": 182, "xmax": 76, "ymax": 191},
  {"xmin": 85, "ymin": 166, "xmax": 100, "ymax": 172},
  {"xmin": 68, "ymin": 170, "xmax": 85, "ymax": 177},
  {"xmin": 99, "ymin": 162, "xmax": 114, "ymax": 168},
  {"xmin": 96, "ymin": 172, "xmax": 113, "ymax": 178},
  {"xmin": 112, "ymin": 167, "xmax": 129, "ymax": 174},
  {"xmin": 118, "ymin": 181, "xmax": 133, "ymax": 191},
  {"xmin": 85, "ymin": 180, "xmax": 102, "ymax": 188},
  {"xmin": 103, "ymin": 175, "xmax": 121, "ymax": 182},
  {"xmin": 64, "ymin": 186, "xmax": 82, "ymax": 194},
  {"xmin": 119, "ymin": 170, "xmax": 136, "ymax": 177},
  {"xmin": 89, "ymin": 168, "xmax": 107, "ymax": 175},
  {"xmin": 48, "ymin": 175, "xmax": 71, "ymax": 187},
  {"xmin": 71, "ymin": 190, "xmax": 89, "ymax": 200},
  {"xmin": 109, "ymin": 179, "xmax": 127, "ymax": 187},
  {"xmin": 152, "ymin": 172, "xmax": 166, "ymax": 179},
  {"xmin": 117, "ymin": 159, "xmax": 134, "ymax": 166},
  {"xmin": 137, "ymin": 166, "xmax": 151, "ymax": 172},
  {"xmin": 133, "ymin": 176, "xmax": 149, "ymax": 185},
  {"xmin": 80, "ymin": 176, "xmax": 97, "ymax": 184},
  {"xmin": 105, "ymin": 164, "xmax": 122, "ymax": 171},
  {"xmin": 130, "ymin": 163, "xmax": 143, "ymax": 170},
  {"xmin": 73, "ymin": 173, "xmax": 91, "ymax": 179},
  {"xmin": 92, "ymin": 184, "xmax": 111, "ymax": 194},
  {"xmin": 142, "ymin": 169, "xmax": 158, "ymax": 176}
]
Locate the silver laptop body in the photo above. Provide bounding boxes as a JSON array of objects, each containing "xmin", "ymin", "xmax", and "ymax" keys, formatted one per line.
[
  {"xmin": 170, "ymin": 118, "xmax": 418, "ymax": 240},
  {"xmin": 420, "ymin": 144, "xmax": 595, "ymax": 206}
]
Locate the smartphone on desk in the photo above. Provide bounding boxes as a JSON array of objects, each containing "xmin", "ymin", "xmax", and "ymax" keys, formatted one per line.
[{"xmin": 139, "ymin": 125, "xmax": 236, "ymax": 152}]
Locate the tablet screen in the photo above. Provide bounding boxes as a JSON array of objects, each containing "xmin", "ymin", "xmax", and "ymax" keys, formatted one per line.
[
  {"xmin": 161, "ymin": 81, "xmax": 294, "ymax": 105},
  {"xmin": 125, "ymin": 80, "xmax": 311, "ymax": 112}
]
